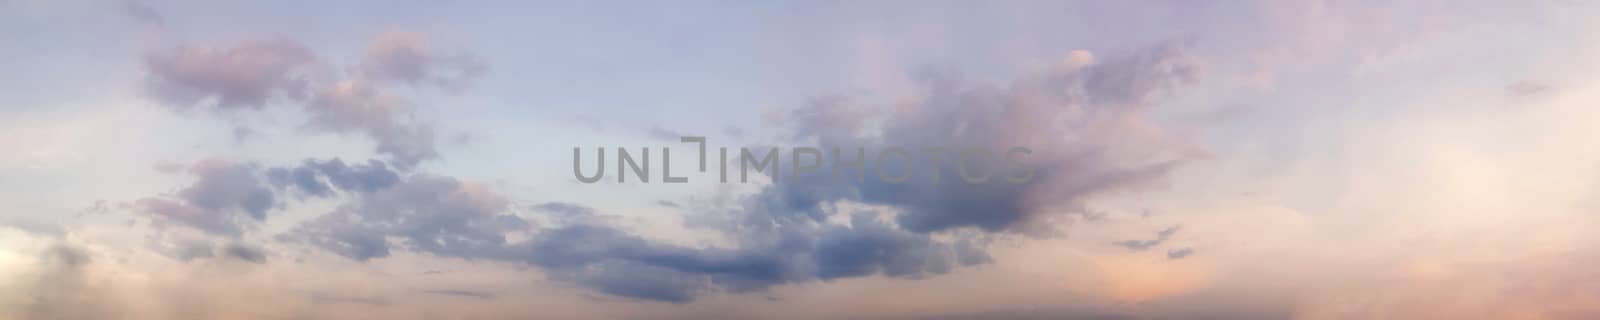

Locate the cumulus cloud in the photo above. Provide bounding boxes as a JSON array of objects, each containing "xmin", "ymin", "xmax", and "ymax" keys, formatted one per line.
[
  {"xmin": 266, "ymin": 158, "xmax": 401, "ymax": 198},
  {"xmin": 244, "ymin": 42, "xmax": 1210, "ymax": 303},
  {"xmin": 135, "ymin": 159, "xmax": 277, "ymax": 237},
  {"xmin": 136, "ymin": 157, "xmax": 407, "ymax": 238},
  {"xmin": 764, "ymin": 42, "xmax": 1202, "ymax": 237},
  {"xmin": 302, "ymin": 79, "xmax": 440, "ymax": 168},
  {"xmin": 44, "ymin": 1, "xmax": 1600, "ymax": 317},
  {"xmin": 284, "ymin": 173, "xmax": 525, "ymax": 261},
  {"xmin": 142, "ymin": 38, "xmax": 315, "ymax": 111},
  {"xmin": 493, "ymin": 43, "xmax": 1207, "ymax": 300},
  {"xmin": 140, "ymin": 32, "xmax": 481, "ymax": 169},
  {"xmin": 124, "ymin": 38, "xmax": 1210, "ymax": 304},
  {"xmin": 361, "ymin": 30, "xmax": 487, "ymax": 91}
]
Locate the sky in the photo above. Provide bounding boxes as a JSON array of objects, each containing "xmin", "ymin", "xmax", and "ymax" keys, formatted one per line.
[{"xmin": 3, "ymin": 1, "xmax": 1600, "ymax": 319}]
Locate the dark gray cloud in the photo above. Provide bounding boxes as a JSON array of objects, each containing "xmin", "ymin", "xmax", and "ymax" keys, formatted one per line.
[
  {"xmin": 554, "ymin": 260, "xmax": 707, "ymax": 303},
  {"xmin": 1113, "ymin": 225, "xmax": 1181, "ymax": 251},
  {"xmin": 136, "ymin": 160, "xmax": 277, "ymax": 237},
  {"xmin": 266, "ymin": 158, "xmax": 401, "ymax": 198},
  {"xmin": 142, "ymin": 38, "xmax": 315, "ymax": 111},
  {"xmin": 291, "ymin": 183, "xmax": 988, "ymax": 302},
  {"xmin": 138, "ymin": 157, "xmax": 404, "ymax": 238},
  {"xmin": 812, "ymin": 213, "xmax": 956, "ymax": 280},
  {"xmin": 509, "ymin": 223, "xmax": 798, "ymax": 301},
  {"xmin": 222, "ymin": 243, "xmax": 268, "ymax": 263},
  {"xmin": 275, "ymin": 168, "xmax": 979, "ymax": 302},
  {"xmin": 284, "ymin": 174, "xmax": 525, "ymax": 261}
]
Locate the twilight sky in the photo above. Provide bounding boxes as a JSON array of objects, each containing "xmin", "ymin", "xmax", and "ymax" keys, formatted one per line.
[{"xmin": 4, "ymin": 1, "xmax": 1600, "ymax": 319}]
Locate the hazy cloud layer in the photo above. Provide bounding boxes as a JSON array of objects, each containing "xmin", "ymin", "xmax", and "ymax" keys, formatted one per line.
[{"xmin": 10, "ymin": 1, "xmax": 1600, "ymax": 319}]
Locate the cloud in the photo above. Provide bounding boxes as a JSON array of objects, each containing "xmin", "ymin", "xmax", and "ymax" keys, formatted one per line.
[
  {"xmin": 256, "ymin": 42, "xmax": 1210, "ymax": 303},
  {"xmin": 137, "ymin": 157, "xmax": 402, "ymax": 238},
  {"xmin": 230, "ymin": 126, "xmax": 257, "ymax": 142},
  {"xmin": 511, "ymin": 223, "xmax": 793, "ymax": 301},
  {"xmin": 812, "ymin": 212, "xmax": 957, "ymax": 280},
  {"xmin": 284, "ymin": 174, "xmax": 525, "ymax": 261},
  {"xmin": 419, "ymin": 289, "xmax": 495, "ymax": 300},
  {"xmin": 142, "ymin": 38, "xmax": 315, "ymax": 111},
  {"xmin": 120, "ymin": 1, "xmax": 164, "ymax": 28},
  {"xmin": 530, "ymin": 202, "xmax": 603, "ymax": 224},
  {"xmin": 1113, "ymin": 225, "xmax": 1181, "ymax": 251},
  {"xmin": 221, "ymin": 243, "xmax": 267, "ymax": 263},
  {"xmin": 361, "ymin": 29, "xmax": 487, "ymax": 91},
  {"xmin": 125, "ymin": 26, "xmax": 1214, "ymax": 306},
  {"xmin": 1507, "ymin": 80, "xmax": 1551, "ymax": 98},
  {"xmin": 306, "ymin": 292, "xmax": 390, "ymax": 307},
  {"xmin": 646, "ymin": 125, "xmax": 687, "ymax": 141},
  {"xmin": 908, "ymin": 311, "xmax": 1133, "ymax": 320},
  {"xmin": 447, "ymin": 42, "xmax": 1204, "ymax": 301},
  {"xmin": 135, "ymin": 159, "xmax": 277, "ymax": 237},
  {"xmin": 1, "ymin": 218, "xmax": 66, "ymax": 237},
  {"xmin": 141, "ymin": 31, "xmax": 485, "ymax": 169},
  {"xmin": 266, "ymin": 158, "xmax": 402, "ymax": 198},
  {"xmin": 530, "ymin": 201, "xmax": 596, "ymax": 216},
  {"xmin": 14, "ymin": 244, "xmax": 115, "ymax": 320},
  {"xmin": 763, "ymin": 42, "xmax": 1202, "ymax": 237},
  {"xmin": 150, "ymin": 237, "xmax": 216, "ymax": 261},
  {"xmin": 302, "ymin": 79, "xmax": 439, "ymax": 168},
  {"xmin": 1166, "ymin": 247, "xmax": 1194, "ymax": 260},
  {"xmin": 37, "ymin": 2, "xmax": 1600, "ymax": 317},
  {"xmin": 43, "ymin": 244, "xmax": 92, "ymax": 268}
]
